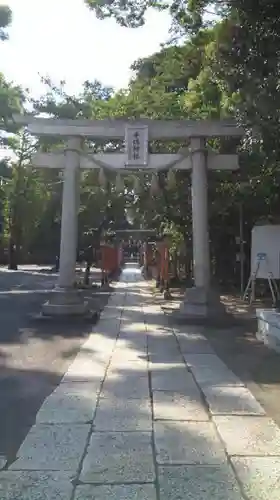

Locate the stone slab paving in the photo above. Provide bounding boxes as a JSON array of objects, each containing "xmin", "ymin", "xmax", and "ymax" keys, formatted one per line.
[
  {"xmin": 184, "ymin": 353, "xmax": 244, "ymax": 387},
  {"xmin": 149, "ymin": 350, "xmax": 184, "ymax": 363},
  {"xmin": 36, "ymin": 382, "xmax": 99, "ymax": 424},
  {"xmin": 148, "ymin": 336, "xmax": 180, "ymax": 352},
  {"xmin": 3, "ymin": 263, "xmax": 280, "ymax": 499},
  {"xmin": 110, "ymin": 349, "xmax": 147, "ymax": 363},
  {"xmin": 151, "ymin": 365, "xmax": 199, "ymax": 392},
  {"xmin": 82, "ymin": 334, "xmax": 117, "ymax": 359},
  {"xmin": 108, "ymin": 356, "xmax": 148, "ymax": 368},
  {"xmin": 0, "ymin": 471, "xmax": 73, "ymax": 500},
  {"xmin": 154, "ymin": 420, "xmax": 227, "ymax": 465},
  {"xmin": 106, "ymin": 362, "xmax": 148, "ymax": 377},
  {"xmin": 93, "ymin": 318, "xmax": 121, "ymax": 336},
  {"xmin": 100, "ymin": 374, "xmax": 150, "ymax": 399},
  {"xmin": 153, "ymin": 390, "xmax": 209, "ymax": 421},
  {"xmin": 203, "ymin": 386, "xmax": 266, "ymax": 415},
  {"xmin": 176, "ymin": 335, "xmax": 215, "ymax": 354},
  {"xmin": 115, "ymin": 339, "xmax": 147, "ymax": 353},
  {"xmin": 118, "ymin": 331, "xmax": 147, "ymax": 344},
  {"xmin": 117, "ymin": 340, "xmax": 147, "ymax": 352},
  {"xmin": 10, "ymin": 424, "xmax": 90, "ymax": 472},
  {"xmin": 231, "ymin": 457, "xmax": 280, "ymax": 500},
  {"xmin": 99, "ymin": 311, "xmax": 122, "ymax": 320},
  {"xmin": 74, "ymin": 484, "xmax": 157, "ymax": 500},
  {"xmin": 213, "ymin": 415, "xmax": 280, "ymax": 455},
  {"xmin": 61, "ymin": 355, "xmax": 107, "ymax": 384},
  {"xmin": 80, "ymin": 431, "xmax": 155, "ymax": 484},
  {"xmin": 158, "ymin": 466, "xmax": 244, "ymax": 500},
  {"xmin": 184, "ymin": 352, "xmax": 236, "ymax": 370},
  {"xmin": 191, "ymin": 366, "xmax": 243, "ymax": 388},
  {"xmin": 94, "ymin": 397, "xmax": 152, "ymax": 430}
]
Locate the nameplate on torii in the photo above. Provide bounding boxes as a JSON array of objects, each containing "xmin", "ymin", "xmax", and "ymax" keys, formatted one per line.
[{"xmin": 125, "ymin": 124, "xmax": 149, "ymax": 167}]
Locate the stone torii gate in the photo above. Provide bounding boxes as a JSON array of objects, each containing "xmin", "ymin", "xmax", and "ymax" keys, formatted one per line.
[{"xmin": 14, "ymin": 115, "xmax": 243, "ymax": 318}]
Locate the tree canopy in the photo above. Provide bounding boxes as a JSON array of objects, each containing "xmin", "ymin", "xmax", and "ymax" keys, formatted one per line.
[
  {"xmin": 0, "ymin": 5, "xmax": 12, "ymax": 40},
  {"xmin": 85, "ymin": 0, "xmax": 224, "ymax": 29}
]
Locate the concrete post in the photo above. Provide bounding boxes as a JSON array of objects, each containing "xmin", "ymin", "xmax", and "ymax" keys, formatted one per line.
[
  {"xmin": 190, "ymin": 137, "xmax": 210, "ymax": 289},
  {"xmin": 58, "ymin": 137, "xmax": 81, "ymax": 288}
]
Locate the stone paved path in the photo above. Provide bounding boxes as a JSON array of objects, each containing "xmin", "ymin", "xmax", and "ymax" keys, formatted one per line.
[{"xmin": 1, "ymin": 263, "xmax": 280, "ymax": 499}]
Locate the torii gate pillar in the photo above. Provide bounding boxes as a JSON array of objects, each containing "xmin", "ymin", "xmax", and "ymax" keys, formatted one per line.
[
  {"xmin": 179, "ymin": 137, "xmax": 225, "ymax": 319},
  {"xmin": 42, "ymin": 137, "xmax": 88, "ymax": 317},
  {"xmin": 190, "ymin": 138, "xmax": 210, "ymax": 289},
  {"xmin": 58, "ymin": 137, "xmax": 80, "ymax": 288}
]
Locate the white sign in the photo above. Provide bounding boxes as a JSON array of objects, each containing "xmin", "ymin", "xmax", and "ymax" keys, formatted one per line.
[
  {"xmin": 251, "ymin": 225, "xmax": 280, "ymax": 279},
  {"xmin": 125, "ymin": 125, "xmax": 148, "ymax": 167}
]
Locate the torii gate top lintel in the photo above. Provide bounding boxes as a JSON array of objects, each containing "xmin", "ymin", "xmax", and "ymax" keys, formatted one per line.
[{"xmin": 12, "ymin": 114, "xmax": 244, "ymax": 139}]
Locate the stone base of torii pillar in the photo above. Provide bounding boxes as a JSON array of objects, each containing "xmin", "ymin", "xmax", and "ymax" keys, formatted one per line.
[
  {"xmin": 178, "ymin": 286, "xmax": 227, "ymax": 322},
  {"xmin": 42, "ymin": 287, "xmax": 89, "ymax": 318}
]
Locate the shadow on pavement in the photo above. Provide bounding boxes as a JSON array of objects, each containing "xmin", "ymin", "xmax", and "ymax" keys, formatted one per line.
[{"xmin": 0, "ymin": 267, "xmax": 112, "ymax": 460}]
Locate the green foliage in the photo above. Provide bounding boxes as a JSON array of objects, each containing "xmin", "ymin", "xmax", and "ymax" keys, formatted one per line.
[
  {"xmin": 84, "ymin": 0, "xmax": 219, "ymax": 30},
  {"xmin": 34, "ymin": 78, "xmax": 114, "ymax": 119},
  {"xmin": 0, "ymin": 74, "xmax": 25, "ymax": 131},
  {"xmin": 0, "ymin": 5, "xmax": 12, "ymax": 40}
]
